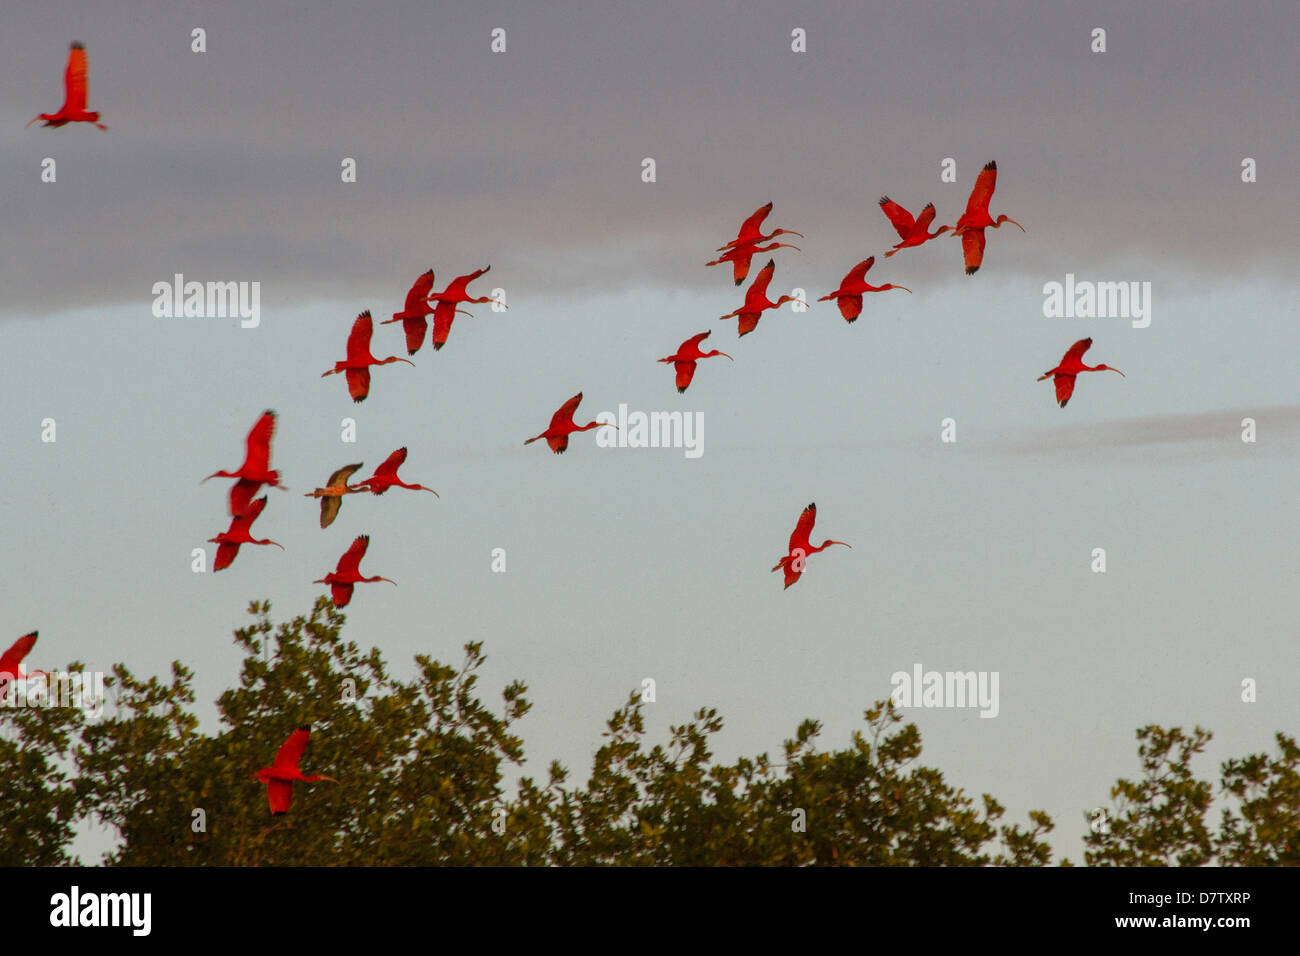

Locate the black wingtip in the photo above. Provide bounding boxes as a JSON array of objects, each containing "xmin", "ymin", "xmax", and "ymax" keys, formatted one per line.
[
  {"xmin": 71, "ymin": 41, "xmax": 85, "ymax": 50},
  {"xmin": 985, "ymin": 161, "xmax": 996, "ymax": 170},
  {"xmin": 298, "ymin": 724, "xmax": 311, "ymax": 732},
  {"xmin": 965, "ymin": 266, "xmax": 978, "ymax": 276}
]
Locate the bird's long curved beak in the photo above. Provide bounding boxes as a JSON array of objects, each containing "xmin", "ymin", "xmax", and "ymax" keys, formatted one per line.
[
  {"xmin": 897, "ymin": 286, "xmax": 913, "ymax": 294},
  {"xmin": 379, "ymin": 577, "xmax": 397, "ymax": 585},
  {"xmin": 830, "ymin": 541, "xmax": 853, "ymax": 549},
  {"xmin": 25, "ymin": 116, "xmax": 42, "ymax": 129},
  {"xmin": 1109, "ymin": 368, "xmax": 1125, "ymax": 377},
  {"xmin": 1007, "ymin": 218, "xmax": 1026, "ymax": 232},
  {"xmin": 399, "ymin": 358, "xmax": 415, "ymax": 366},
  {"xmin": 423, "ymin": 487, "xmax": 440, "ymax": 496},
  {"xmin": 718, "ymin": 352, "xmax": 734, "ymax": 361},
  {"xmin": 269, "ymin": 541, "xmax": 285, "ymax": 550},
  {"xmin": 784, "ymin": 231, "xmax": 806, "ymax": 240}
]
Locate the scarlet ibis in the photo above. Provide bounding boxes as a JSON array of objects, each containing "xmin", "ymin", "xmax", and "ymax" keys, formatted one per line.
[
  {"xmin": 304, "ymin": 463, "xmax": 365, "ymax": 529},
  {"xmin": 717, "ymin": 202, "xmax": 804, "ymax": 252},
  {"xmin": 1037, "ymin": 337, "xmax": 1124, "ymax": 408},
  {"xmin": 706, "ymin": 239, "xmax": 801, "ymax": 286},
  {"xmin": 0, "ymin": 632, "xmax": 46, "ymax": 694},
  {"xmin": 719, "ymin": 259, "xmax": 805, "ymax": 337},
  {"xmin": 425, "ymin": 266, "xmax": 504, "ymax": 351},
  {"xmin": 951, "ymin": 161, "xmax": 1023, "ymax": 275},
  {"xmin": 27, "ymin": 43, "xmax": 107, "ymax": 131},
  {"xmin": 817, "ymin": 257, "xmax": 910, "ymax": 323},
  {"xmin": 879, "ymin": 197, "xmax": 950, "ymax": 256},
  {"xmin": 203, "ymin": 410, "xmax": 287, "ymax": 517},
  {"xmin": 771, "ymin": 503, "xmax": 851, "ymax": 590},
  {"xmin": 354, "ymin": 447, "xmax": 438, "ymax": 496},
  {"xmin": 208, "ymin": 496, "xmax": 283, "ymax": 571},
  {"xmin": 380, "ymin": 270, "xmax": 434, "ymax": 356},
  {"xmin": 321, "ymin": 310, "xmax": 414, "ymax": 402},
  {"xmin": 314, "ymin": 535, "xmax": 395, "ymax": 607},
  {"xmin": 658, "ymin": 331, "xmax": 732, "ymax": 393},
  {"xmin": 525, "ymin": 392, "xmax": 613, "ymax": 454},
  {"xmin": 255, "ymin": 726, "xmax": 338, "ymax": 815}
]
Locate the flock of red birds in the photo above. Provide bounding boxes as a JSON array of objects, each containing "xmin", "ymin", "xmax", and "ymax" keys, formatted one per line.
[{"xmin": 15, "ymin": 41, "xmax": 1129, "ymax": 815}]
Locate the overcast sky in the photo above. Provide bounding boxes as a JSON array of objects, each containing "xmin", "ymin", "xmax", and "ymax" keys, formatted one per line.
[{"xmin": 3, "ymin": 0, "xmax": 1298, "ymax": 862}]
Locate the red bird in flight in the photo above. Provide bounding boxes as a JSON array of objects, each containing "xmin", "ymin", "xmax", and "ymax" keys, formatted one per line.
[
  {"xmin": 719, "ymin": 259, "xmax": 805, "ymax": 337},
  {"xmin": 772, "ymin": 503, "xmax": 851, "ymax": 590},
  {"xmin": 706, "ymin": 239, "xmax": 801, "ymax": 286},
  {"xmin": 381, "ymin": 270, "xmax": 437, "ymax": 356},
  {"xmin": 0, "ymin": 632, "xmax": 46, "ymax": 694},
  {"xmin": 314, "ymin": 535, "xmax": 395, "ymax": 607},
  {"xmin": 879, "ymin": 197, "xmax": 950, "ymax": 256},
  {"xmin": 322, "ymin": 310, "xmax": 414, "ymax": 403},
  {"xmin": 717, "ymin": 202, "xmax": 804, "ymax": 252},
  {"xmin": 951, "ymin": 161, "xmax": 1024, "ymax": 275},
  {"xmin": 817, "ymin": 257, "xmax": 910, "ymax": 323},
  {"xmin": 1038, "ymin": 337, "xmax": 1124, "ymax": 408},
  {"xmin": 304, "ymin": 463, "xmax": 366, "ymax": 529},
  {"xmin": 208, "ymin": 496, "xmax": 283, "ymax": 571},
  {"xmin": 658, "ymin": 331, "xmax": 731, "ymax": 393},
  {"xmin": 27, "ymin": 43, "xmax": 107, "ymax": 131},
  {"xmin": 425, "ymin": 266, "xmax": 503, "ymax": 351},
  {"xmin": 525, "ymin": 392, "xmax": 613, "ymax": 454},
  {"xmin": 354, "ymin": 447, "xmax": 438, "ymax": 497},
  {"xmin": 203, "ymin": 410, "xmax": 287, "ymax": 517},
  {"xmin": 255, "ymin": 726, "xmax": 338, "ymax": 815}
]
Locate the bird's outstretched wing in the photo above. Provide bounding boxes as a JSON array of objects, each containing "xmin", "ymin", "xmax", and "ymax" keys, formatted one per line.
[
  {"xmin": 273, "ymin": 726, "xmax": 311, "ymax": 771},
  {"xmin": 346, "ymin": 311, "xmax": 373, "ymax": 358},
  {"xmin": 550, "ymin": 393, "xmax": 583, "ymax": 430},
  {"xmin": 1054, "ymin": 374, "xmax": 1078, "ymax": 408},
  {"xmin": 243, "ymin": 411, "xmax": 276, "ymax": 473},
  {"xmin": 1063, "ymin": 338, "xmax": 1093, "ymax": 365},
  {"xmin": 62, "ymin": 43, "xmax": 89, "ymax": 114},
  {"xmin": 336, "ymin": 536, "xmax": 370, "ymax": 575},
  {"xmin": 961, "ymin": 230, "xmax": 986, "ymax": 275},
  {"xmin": 963, "ymin": 161, "xmax": 998, "ymax": 219},
  {"xmin": 878, "ymin": 198, "xmax": 915, "ymax": 239},
  {"xmin": 0, "ymin": 631, "xmax": 38, "ymax": 677},
  {"xmin": 789, "ymin": 502, "xmax": 817, "ymax": 552}
]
